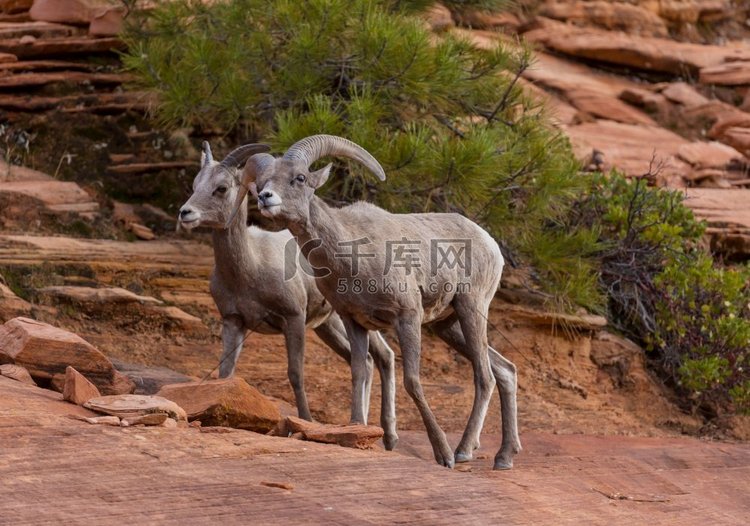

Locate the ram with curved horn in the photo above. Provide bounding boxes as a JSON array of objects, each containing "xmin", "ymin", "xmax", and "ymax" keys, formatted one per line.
[
  {"xmin": 230, "ymin": 134, "xmax": 521, "ymax": 470},
  {"xmin": 177, "ymin": 141, "xmax": 398, "ymax": 449}
]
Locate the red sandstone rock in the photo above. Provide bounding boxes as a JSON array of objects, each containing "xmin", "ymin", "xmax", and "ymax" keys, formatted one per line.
[
  {"xmin": 676, "ymin": 141, "xmax": 744, "ymax": 169},
  {"xmin": 29, "ymin": 0, "xmax": 116, "ymax": 25},
  {"xmin": 523, "ymin": 17, "xmax": 750, "ymax": 75},
  {"xmin": 84, "ymin": 394, "xmax": 187, "ymax": 421},
  {"xmin": 422, "ymin": 3, "xmax": 453, "ymax": 32},
  {"xmin": 700, "ymin": 61, "xmax": 750, "ymax": 86},
  {"xmin": 0, "ymin": 282, "xmax": 31, "ymax": 322},
  {"xmin": 281, "ymin": 416, "xmax": 384, "ymax": 449},
  {"xmin": 158, "ymin": 377, "xmax": 281, "ymax": 433},
  {"xmin": 0, "ymin": 363, "xmax": 35, "ymax": 385},
  {"xmin": 0, "ymin": 317, "xmax": 135, "ymax": 394},
  {"xmin": 660, "ymin": 82, "xmax": 710, "ymax": 108},
  {"xmin": 539, "ymin": 0, "xmax": 668, "ymax": 36},
  {"xmin": 62, "ymin": 366, "xmax": 101, "ymax": 405},
  {"xmin": 0, "ymin": 0, "xmax": 32, "ymax": 14},
  {"xmin": 88, "ymin": 5, "xmax": 124, "ymax": 36}
]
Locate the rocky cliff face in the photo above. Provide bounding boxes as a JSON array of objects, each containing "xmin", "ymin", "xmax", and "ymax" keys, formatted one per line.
[{"xmin": 430, "ymin": 0, "xmax": 750, "ymax": 261}]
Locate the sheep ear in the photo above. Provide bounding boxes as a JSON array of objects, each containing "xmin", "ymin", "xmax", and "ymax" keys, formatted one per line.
[{"xmin": 309, "ymin": 163, "xmax": 332, "ymax": 189}]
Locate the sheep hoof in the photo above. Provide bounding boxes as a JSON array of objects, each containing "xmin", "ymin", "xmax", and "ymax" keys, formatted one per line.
[
  {"xmin": 383, "ymin": 433, "xmax": 399, "ymax": 451},
  {"xmin": 493, "ymin": 456, "xmax": 514, "ymax": 470}
]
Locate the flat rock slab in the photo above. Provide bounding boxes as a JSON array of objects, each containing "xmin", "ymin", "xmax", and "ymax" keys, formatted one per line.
[
  {"xmin": 0, "ymin": 180, "xmax": 99, "ymax": 216},
  {"xmin": 1, "ymin": 376, "xmax": 749, "ymax": 524},
  {"xmin": 524, "ymin": 17, "xmax": 750, "ymax": 75},
  {"xmin": 283, "ymin": 415, "xmax": 384, "ymax": 449},
  {"xmin": 84, "ymin": 394, "xmax": 187, "ymax": 421},
  {"xmin": 40, "ymin": 286, "xmax": 163, "ymax": 305},
  {"xmin": 684, "ymin": 188, "xmax": 750, "ymax": 258},
  {"xmin": 564, "ymin": 119, "xmax": 693, "ymax": 185}
]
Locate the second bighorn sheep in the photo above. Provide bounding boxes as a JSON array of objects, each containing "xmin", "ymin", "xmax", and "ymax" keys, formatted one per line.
[
  {"xmin": 228, "ymin": 135, "xmax": 521, "ymax": 470},
  {"xmin": 178, "ymin": 142, "xmax": 398, "ymax": 449}
]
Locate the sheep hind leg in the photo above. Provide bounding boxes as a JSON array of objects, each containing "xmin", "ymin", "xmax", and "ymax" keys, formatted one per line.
[
  {"xmin": 396, "ymin": 316, "xmax": 454, "ymax": 468},
  {"xmin": 488, "ymin": 346, "xmax": 521, "ymax": 470},
  {"xmin": 433, "ymin": 304, "xmax": 495, "ymax": 464},
  {"xmin": 313, "ymin": 315, "xmax": 374, "ymax": 423}
]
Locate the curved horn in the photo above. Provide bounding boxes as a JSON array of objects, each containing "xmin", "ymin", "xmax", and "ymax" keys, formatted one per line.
[
  {"xmin": 201, "ymin": 141, "xmax": 213, "ymax": 163},
  {"xmin": 225, "ymin": 152, "xmax": 276, "ymax": 229},
  {"xmin": 283, "ymin": 135, "xmax": 386, "ymax": 181},
  {"xmin": 220, "ymin": 143, "xmax": 271, "ymax": 169}
]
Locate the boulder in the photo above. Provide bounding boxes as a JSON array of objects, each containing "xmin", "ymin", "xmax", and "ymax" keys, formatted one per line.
[
  {"xmin": 0, "ymin": 363, "xmax": 35, "ymax": 385},
  {"xmin": 29, "ymin": 0, "xmax": 117, "ymax": 25},
  {"xmin": 157, "ymin": 377, "xmax": 281, "ymax": 433},
  {"xmin": 0, "ymin": 317, "xmax": 135, "ymax": 394},
  {"xmin": 62, "ymin": 365, "xmax": 100, "ymax": 405},
  {"xmin": 84, "ymin": 394, "xmax": 187, "ymax": 421},
  {"xmin": 278, "ymin": 416, "xmax": 384, "ymax": 450}
]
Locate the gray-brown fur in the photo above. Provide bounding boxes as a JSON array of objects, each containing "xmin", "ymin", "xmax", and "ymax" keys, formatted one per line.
[
  {"xmin": 230, "ymin": 135, "xmax": 521, "ymax": 470},
  {"xmin": 178, "ymin": 142, "xmax": 398, "ymax": 449}
]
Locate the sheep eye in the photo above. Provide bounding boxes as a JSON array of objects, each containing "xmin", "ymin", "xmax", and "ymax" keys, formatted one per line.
[
  {"xmin": 215, "ymin": 185, "xmax": 228, "ymax": 195},
  {"xmin": 294, "ymin": 174, "xmax": 306, "ymax": 184}
]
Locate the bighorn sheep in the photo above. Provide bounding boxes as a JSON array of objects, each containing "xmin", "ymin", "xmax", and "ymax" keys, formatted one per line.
[
  {"xmin": 228, "ymin": 135, "xmax": 521, "ymax": 470},
  {"xmin": 178, "ymin": 142, "xmax": 398, "ymax": 449}
]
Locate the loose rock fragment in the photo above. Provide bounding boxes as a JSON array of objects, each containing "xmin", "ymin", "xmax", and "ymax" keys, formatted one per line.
[{"xmin": 62, "ymin": 366, "xmax": 101, "ymax": 405}]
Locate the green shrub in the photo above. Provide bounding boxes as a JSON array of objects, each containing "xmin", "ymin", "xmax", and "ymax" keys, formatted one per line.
[
  {"xmin": 654, "ymin": 256, "xmax": 750, "ymax": 413},
  {"xmin": 566, "ymin": 172, "xmax": 750, "ymax": 414}
]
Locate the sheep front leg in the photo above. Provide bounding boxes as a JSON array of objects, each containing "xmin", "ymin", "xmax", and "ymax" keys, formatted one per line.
[
  {"xmin": 397, "ymin": 316, "xmax": 454, "ymax": 468},
  {"xmin": 367, "ymin": 331, "xmax": 399, "ymax": 451},
  {"xmin": 283, "ymin": 314, "xmax": 312, "ymax": 421},
  {"xmin": 219, "ymin": 315, "xmax": 246, "ymax": 378},
  {"xmin": 341, "ymin": 316, "xmax": 370, "ymax": 425}
]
